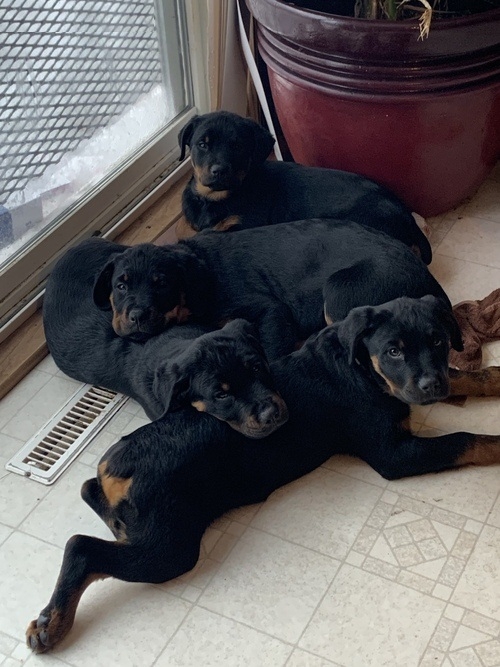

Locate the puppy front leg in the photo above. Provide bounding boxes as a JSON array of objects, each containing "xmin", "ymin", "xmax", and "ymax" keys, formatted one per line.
[
  {"xmin": 365, "ymin": 432, "xmax": 500, "ymax": 480},
  {"xmin": 448, "ymin": 366, "xmax": 500, "ymax": 397}
]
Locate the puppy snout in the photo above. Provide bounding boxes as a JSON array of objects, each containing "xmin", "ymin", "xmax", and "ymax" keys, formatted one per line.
[
  {"xmin": 417, "ymin": 375, "xmax": 441, "ymax": 396},
  {"xmin": 258, "ymin": 402, "xmax": 281, "ymax": 425},
  {"xmin": 210, "ymin": 164, "xmax": 228, "ymax": 178},
  {"xmin": 128, "ymin": 308, "xmax": 148, "ymax": 325}
]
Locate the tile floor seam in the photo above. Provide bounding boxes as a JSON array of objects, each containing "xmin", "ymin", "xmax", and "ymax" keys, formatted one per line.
[
  {"xmin": 319, "ymin": 462, "xmax": 389, "ymax": 491},
  {"xmin": 292, "ymin": 556, "xmax": 347, "ymax": 654},
  {"xmin": 15, "ymin": 527, "xmax": 66, "ymax": 553},
  {"xmin": 433, "ymin": 251, "xmax": 500, "ymax": 274},
  {"xmin": 193, "ymin": 600, "xmax": 298, "ymax": 650},
  {"xmin": 149, "ymin": 600, "xmax": 194, "ymax": 667},
  {"xmin": 244, "ymin": 520, "xmax": 365, "ymax": 563}
]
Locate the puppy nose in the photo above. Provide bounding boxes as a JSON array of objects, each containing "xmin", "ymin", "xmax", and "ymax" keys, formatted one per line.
[
  {"xmin": 128, "ymin": 308, "xmax": 147, "ymax": 324},
  {"xmin": 210, "ymin": 164, "xmax": 227, "ymax": 178},
  {"xmin": 258, "ymin": 402, "xmax": 280, "ymax": 425},
  {"xmin": 417, "ymin": 375, "xmax": 441, "ymax": 395}
]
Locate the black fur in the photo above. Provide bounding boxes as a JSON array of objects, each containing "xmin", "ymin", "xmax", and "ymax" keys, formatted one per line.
[
  {"xmin": 179, "ymin": 111, "xmax": 431, "ymax": 264},
  {"xmin": 27, "ymin": 296, "xmax": 500, "ymax": 653},
  {"xmin": 143, "ymin": 219, "xmax": 452, "ymax": 360},
  {"xmin": 43, "ymin": 239, "xmax": 288, "ymax": 434}
]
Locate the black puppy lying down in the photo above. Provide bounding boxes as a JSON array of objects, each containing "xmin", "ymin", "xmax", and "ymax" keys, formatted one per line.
[
  {"xmin": 44, "ymin": 241, "xmax": 287, "ymax": 435},
  {"xmin": 27, "ymin": 296, "xmax": 500, "ymax": 652},
  {"xmin": 85, "ymin": 220, "xmax": 450, "ymax": 361},
  {"xmin": 179, "ymin": 111, "xmax": 431, "ymax": 264}
]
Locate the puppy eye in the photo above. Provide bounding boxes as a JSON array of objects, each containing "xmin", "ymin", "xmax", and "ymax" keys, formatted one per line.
[
  {"xmin": 198, "ymin": 141, "xmax": 208, "ymax": 150},
  {"xmin": 252, "ymin": 362, "xmax": 262, "ymax": 373},
  {"xmin": 116, "ymin": 283, "xmax": 127, "ymax": 291},
  {"xmin": 388, "ymin": 347, "xmax": 402, "ymax": 358},
  {"xmin": 433, "ymin": 337, "xmax": 442, "ymax": 347},
  {"xmin": 215, "ymin": 390, "xmax": 228, "ymax": 400}
]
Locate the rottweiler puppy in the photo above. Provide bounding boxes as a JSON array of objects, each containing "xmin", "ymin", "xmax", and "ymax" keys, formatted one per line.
[
  {"xmin": 179, "ymin": 111, "xmax": 432, "ymax": 264},
  {"xmin": 27, "ymin": 296, "xmax": 500, "ymax": 653},
  {"xmin": 83, "ymin": 220, "xmax": 449, "ymax": 361},
  {"xmin": 43, "ymin": 240, "xmax": 287, "ymax": 434}
]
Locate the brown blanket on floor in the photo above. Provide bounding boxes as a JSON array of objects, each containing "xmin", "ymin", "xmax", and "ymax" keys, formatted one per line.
[{"xmin": 449, "ymin": 288, "xmax": 500, "ymax": 371}]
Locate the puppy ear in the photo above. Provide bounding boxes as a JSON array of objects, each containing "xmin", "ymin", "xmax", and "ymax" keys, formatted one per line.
[
  {"xmin": 421, "ymin": 295, "xmax": 464, "ymax": 352},
  {"xmin": 221, "ymin": 318, "xmax": 259, "ymax": 339},
  {"xmin": 93, "ymin": 259, "xmax": 116, "ymax": 310},
  {"xmin": 244, "ymin": 118, "xmax": 275, "ymax": 165},
  {"xmin": 337, "ymin": 306, "xmax": 377, "ymax": 364},
  {"xmin": 178, "ymin": 116, "xmax": 200, "ymax": 161},
  {"xmin": 152, "ymin": 362, "xmax": 191, "ymax": 417}
]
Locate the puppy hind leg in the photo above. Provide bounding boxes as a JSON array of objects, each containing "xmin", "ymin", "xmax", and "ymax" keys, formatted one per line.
[
  {"xmin": 323, "ymin": 260, "xmax": 383, "ymax": 324},
  {"xmin": 26, "ymin": 533, "xmax": 201, "ymax": 653}
]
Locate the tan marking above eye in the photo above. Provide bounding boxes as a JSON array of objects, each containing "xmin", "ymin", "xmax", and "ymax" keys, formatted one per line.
[{"xmin": 221, "ymin": 383, "xmax": 230, "ymax": 392}]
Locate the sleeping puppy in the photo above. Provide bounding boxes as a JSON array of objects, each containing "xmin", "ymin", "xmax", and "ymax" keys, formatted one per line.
[{"xmin": 178, "ymin": 111, "xmax": 432, "ymax": 264}]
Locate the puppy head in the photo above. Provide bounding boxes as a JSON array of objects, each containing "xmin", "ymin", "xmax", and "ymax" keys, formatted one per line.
[
  {"xmin": 93, "ymin": 244, "xmax": 210, "ymax": 339},
  {"xmin": 178, "ymin": 111, "xmax": 275, "ymax": 197},
  {"xmin": 337, "ymin": 295, "xmax": 463, "ymax": 405},
  {"xmin": 154, "ymin": 319, "xmax": 288, "ymax": 438}
]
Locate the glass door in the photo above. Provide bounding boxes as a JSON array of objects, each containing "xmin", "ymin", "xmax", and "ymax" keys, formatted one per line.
[{"xmin": 0, "ymin": 0, "xmax": 201, "ymax": 333}]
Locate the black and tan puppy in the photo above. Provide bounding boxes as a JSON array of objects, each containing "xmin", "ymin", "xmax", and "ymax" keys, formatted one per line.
[
  {"xmin": 27, "ymin": 296, "xmax": 500, "ymax": 653},
  {"xmin": 44, "ymin": 237, "xmax": 210, "ymax": 343},
  {"xmin": 179, "ymin": 111, "xmax": 431, "ymax": 264},
  {"xmin": 43, "ymin": 239, "xmax": 287, "ymax": 435},
  {"xmin": 83, "ymin": 220, "xmax": 450, "ymax": 361}
]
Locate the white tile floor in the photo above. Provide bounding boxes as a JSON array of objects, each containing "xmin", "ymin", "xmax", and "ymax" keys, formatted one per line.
[{"xmin": 1, "ymin": 164, "xmax": 500, "ymax": 667}]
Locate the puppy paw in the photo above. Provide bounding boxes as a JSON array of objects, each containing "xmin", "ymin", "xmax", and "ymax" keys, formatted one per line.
[{"xmin": 26, "ymin": 608, "xmax": 69, "ymax": 653}]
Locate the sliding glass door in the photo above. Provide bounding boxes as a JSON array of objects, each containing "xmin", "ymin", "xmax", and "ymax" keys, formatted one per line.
[{"xmin": 0, "ymin": 0, "xmax": 204, "ymax": 338}]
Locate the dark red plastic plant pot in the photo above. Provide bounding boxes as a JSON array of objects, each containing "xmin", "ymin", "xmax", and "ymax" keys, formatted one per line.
[{"xmin": 246, "ymin": 0, "xmax": 500, "ymax": 216}]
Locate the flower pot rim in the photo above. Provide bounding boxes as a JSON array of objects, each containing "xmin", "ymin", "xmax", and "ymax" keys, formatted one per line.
[{"xmin": 255, "ymin": 0, "xmax": 500, "ymax": 33}]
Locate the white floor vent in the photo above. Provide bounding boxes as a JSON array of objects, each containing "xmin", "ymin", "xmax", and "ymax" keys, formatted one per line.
[{"xmin": 5, "ymin": 384, "xmax": 127, "ymax": 485}]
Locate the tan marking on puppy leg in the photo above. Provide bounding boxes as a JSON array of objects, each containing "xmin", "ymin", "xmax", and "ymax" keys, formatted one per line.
[
  {"xmin": 175, "ymin": 216, "xmax": 197, "ymax": 239},
  {"xmin": 213, "ymin": 216, "xmax": 240, "ymax": 231},
  {"xmin": 98, "ymin": 462, "xmax": 132, "ymax": 508},
  {"xmin": 370, "ymin": 355, "xmax": 399, "ymax": 396},
  {"xmin": 26, "ymin": 572, "xmax": 109, "ymax": 653},
  {"xmin": 191, "ymin": 400, "xmax": 207, "ymax": 412},
  {"xmin": 456, "ymin": 435, "xmax": 500, "ymax": 466},
  {"xmin": 449, "ymin": 367, "xmax": 500, "ymax": 397}
]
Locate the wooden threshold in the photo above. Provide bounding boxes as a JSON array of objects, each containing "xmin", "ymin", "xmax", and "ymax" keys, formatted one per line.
[{"xmin": 0, "ymin": 172, "xmax": 190, "ymax": 401}]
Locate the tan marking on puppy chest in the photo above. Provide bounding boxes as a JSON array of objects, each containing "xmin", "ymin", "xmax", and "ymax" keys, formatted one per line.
[
  {"xmin": 213, "ymin": 216, "xmax": 240, "ymax": 231},
  {"xmin": 165, "ymin": 294, "xmax": 191, "ymax": 325},
  {"xmin": 98, "ymin": 462, "xmax": 132, "ymax": 507},
  {"xmin": 193, "ymin": 166, "xmax": 230, "ymax": 200},
  {"xmin": 370, "ymin": 355, "xmax": 399, "ymax": 396}
]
